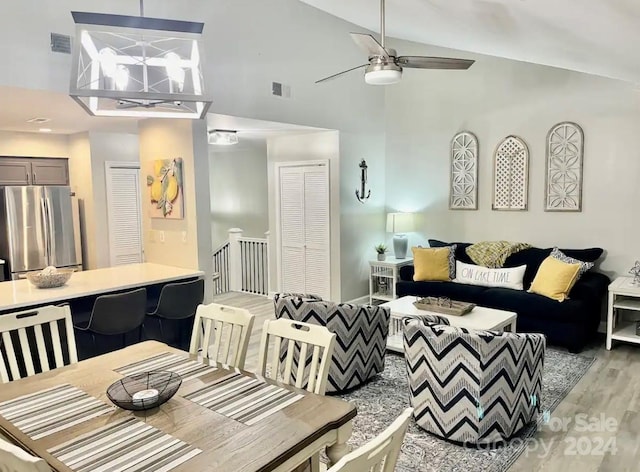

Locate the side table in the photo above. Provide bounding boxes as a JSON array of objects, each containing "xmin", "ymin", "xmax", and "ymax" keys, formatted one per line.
[
  {"xmin": 607, "ymin": 276, "xmax": 640, "ymax": 350},
  {"xmin": 368, "ymin": 257, "xmax": 413, "ymax": 305}
]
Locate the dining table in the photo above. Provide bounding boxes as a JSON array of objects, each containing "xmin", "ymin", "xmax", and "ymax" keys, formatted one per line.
[{"xmin": 0, "ymin": 341, "xmax": 357, "ymax": 472}]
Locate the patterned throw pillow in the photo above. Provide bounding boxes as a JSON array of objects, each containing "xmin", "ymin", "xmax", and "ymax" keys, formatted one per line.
[
  {"xmin": 550, "ymin": 247, "xmax": 594, "ymax": 277},
  {"xmin": 446, "ymin": 244, "xmax": 457, "ymax": 279}
]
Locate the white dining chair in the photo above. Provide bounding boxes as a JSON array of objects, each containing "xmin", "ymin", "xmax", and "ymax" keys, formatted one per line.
[
  {"xmin": 188, "ymin": 303, "xmax": 255, "ymax": 369},
  {"xmin": 327, "ymin": 408, "xmax": 413, "ymax": 472},
  {"xmin": 0, "ymin": 436, "xmax": 51, "ymax": 472},
  {"xmin": 0, "ymin": 305, "xmax": 78, "ymax": 383},
  {"xmin": 258, "ymin": 318, "xmax": 336, "ymax": 395}
]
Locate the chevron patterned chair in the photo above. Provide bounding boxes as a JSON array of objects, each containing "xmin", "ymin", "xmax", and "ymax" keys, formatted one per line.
[
  {"xmin": 274, "ymin": 293, "xmax": 390, "ymax": 393},
  {"xmin": 403, "ymin": 316, "xmax": 545, "ymax": 446}
]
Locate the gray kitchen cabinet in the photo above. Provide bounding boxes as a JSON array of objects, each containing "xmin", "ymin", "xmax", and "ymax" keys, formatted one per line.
[
  {"xmin": 0, "ymin": 157, "xmax": 69, "ymax": 186},
  {"xmin": 31, "ymin": 158, "xmax": 69, "ymax": 185},
  {"xmin": 0, "ymin": 158, "xmax": 32, "ymax": 185}
]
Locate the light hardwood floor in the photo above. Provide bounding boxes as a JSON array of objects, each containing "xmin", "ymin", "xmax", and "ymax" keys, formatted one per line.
[
  {"xmin": 214, "ymin": 292, "xmax": 637, "ymax": 471},
  {"xmin": 212, "ymin": 291, "xmax": 275, "ymax": 372}
]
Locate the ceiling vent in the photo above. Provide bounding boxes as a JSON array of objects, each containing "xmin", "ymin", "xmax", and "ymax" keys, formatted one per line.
[
  {"xmin": 50, "ymin": 33, "xmax": 71, "ymax": 54},
  {"xmin": 271, "ymin": 82, "xmax": 291, "ymax": 98}
]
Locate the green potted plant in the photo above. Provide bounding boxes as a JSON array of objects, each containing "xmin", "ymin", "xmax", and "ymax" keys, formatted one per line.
[{"xmin": 375, "ymin": 243, "xmax": 388, "ymax": 261}]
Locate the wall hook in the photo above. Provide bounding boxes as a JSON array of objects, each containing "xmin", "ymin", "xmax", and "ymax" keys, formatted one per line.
[{"xmin": 355, "ymin": 159, "xmax": 371, "ymax": 203}]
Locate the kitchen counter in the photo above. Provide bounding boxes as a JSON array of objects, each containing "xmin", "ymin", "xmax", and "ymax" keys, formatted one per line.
[{"xmin": 0, "ymin": 263, "xmax": 204, "ymax": 312}]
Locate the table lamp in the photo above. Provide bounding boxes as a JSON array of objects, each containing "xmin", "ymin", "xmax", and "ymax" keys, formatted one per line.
[{"xmin": 386, "ymin": 212, "xmax": 415, "ymax": 259}]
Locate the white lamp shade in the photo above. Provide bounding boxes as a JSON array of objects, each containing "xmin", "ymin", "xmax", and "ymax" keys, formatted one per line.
[{"xmin": 386, "ymin": 212, "xmax": 416, "ymax": 233}]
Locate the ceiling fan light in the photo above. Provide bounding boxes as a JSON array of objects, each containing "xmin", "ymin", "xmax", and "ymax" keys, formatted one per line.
[
  {"xmin": 365, "ymin": 68, "xmax": 402, "ymax": 85},
  {"xmin": 208, "ymin": 129, "xmax": 238, "ymax": 146}
]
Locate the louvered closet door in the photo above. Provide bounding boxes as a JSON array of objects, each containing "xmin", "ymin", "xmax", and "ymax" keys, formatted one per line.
[
  {"xmin": 106, "ymin": 166, "xmax": 144, "ymax": 266},
  {"xmin": 303, "ymin": 167, "xmax": 330, "ymax": 299},
  {"xmin": 279, "ymin": 164, "xmax": 330, "ymax": 300},
  {"xmin": 279, "ymin": 167, "xmax": 306, "ymax": 294}
]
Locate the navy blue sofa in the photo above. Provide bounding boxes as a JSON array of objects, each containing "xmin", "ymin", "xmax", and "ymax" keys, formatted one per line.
[{"xmin": 396, "ymin": 240, "xmax": 610, "ymax": 353}]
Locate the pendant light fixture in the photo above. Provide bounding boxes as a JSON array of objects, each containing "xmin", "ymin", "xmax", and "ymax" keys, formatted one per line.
[{"xmin": 69, "ymin": 0, "xmax": 211, "ymax": 119}]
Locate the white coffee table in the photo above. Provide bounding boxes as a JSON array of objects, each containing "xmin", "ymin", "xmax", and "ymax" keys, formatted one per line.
[{"xmin": 380, "ymin": 296, "xmax": 518, "ymax": 353}]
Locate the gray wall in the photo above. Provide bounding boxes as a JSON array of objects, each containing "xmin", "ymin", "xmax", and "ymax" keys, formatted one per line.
[
  {"xmin": 384, "ymin": 38, "xmax": 640, "ymax": 278},
  {"xmin": 209, "ymin": 140, "xmax": 269, "ymax": 249}
]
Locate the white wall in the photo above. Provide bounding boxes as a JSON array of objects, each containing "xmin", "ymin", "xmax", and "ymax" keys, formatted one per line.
[
  {"xmin": 0, "ymin": 0, "xmax": 387, "ymax": 301},
  {"xmin": 88, "ymin": 132, "xmax": 139, "ymax": 268},
  {"xmin": 209, "ymin": 140, "xmax": 269, "ymax": 248},
  {"xmin": 267, "ymin": 131, "xmax": 341, "ymax": 301},
  {"xmin": 0, "ymin": 131, "xmax": 68, "ymax": 157},
  {"xmin": 384, "ymin": 38, "xmax": 640, "ymax": 278}
]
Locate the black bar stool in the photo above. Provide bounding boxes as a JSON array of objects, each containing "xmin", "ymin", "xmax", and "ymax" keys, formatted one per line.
[
  {"xmin": 144, "ymin": 279, "xmax": 204, "ymax": 350},
  {"xmin": 73, "ymin": 288, "xmax": 147, "ymax": 360}
]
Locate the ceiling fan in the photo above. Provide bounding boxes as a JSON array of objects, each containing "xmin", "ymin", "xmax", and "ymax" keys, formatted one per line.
[{"xmin": 316, "ymin": 0, "xmax": 475, "ymax": 85}]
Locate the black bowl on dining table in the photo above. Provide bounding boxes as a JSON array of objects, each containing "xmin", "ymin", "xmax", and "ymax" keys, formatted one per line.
[{"xmin": 107, "ymin": 371, "xmax": 182, "ymax": 411}]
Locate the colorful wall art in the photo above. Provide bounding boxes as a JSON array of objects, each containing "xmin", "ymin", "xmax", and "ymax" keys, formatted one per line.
[{"xmin": 146, "ymin": 158, "xmax": 184, "ymax": 219}]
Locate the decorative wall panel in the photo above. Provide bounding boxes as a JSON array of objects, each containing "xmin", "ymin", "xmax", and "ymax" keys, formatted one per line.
[
  {"xmin": 450, "ymin": 131, "xmax": 478, "ymax": 210},
  {"xmin": 545, "ymin": 122, "xmax": 584, "ymax": 212},
  {"xmin": 492, "ymin": 136, "xmax": 529, "ymax": 211}
]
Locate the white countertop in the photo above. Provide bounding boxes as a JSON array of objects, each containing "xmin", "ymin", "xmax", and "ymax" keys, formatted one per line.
[{"xmin": 0, "ymin": 263, "xmax": 204, "ymax": 312}]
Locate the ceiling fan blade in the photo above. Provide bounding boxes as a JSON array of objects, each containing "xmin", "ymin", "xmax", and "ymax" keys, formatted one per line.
[
  {"xmin": 350, "ymin": 33, "xmax": 389, "ymax": 58},
  {"xmin": 316, "ymin": 64, "xmax": 369, "ymax": 84},
  {"xmin": 396, "ymin": 56, "xmax": 475, "ymax": 70}
]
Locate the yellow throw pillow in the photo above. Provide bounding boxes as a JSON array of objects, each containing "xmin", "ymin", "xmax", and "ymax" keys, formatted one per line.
[
  {"xmin": 529, "ymin": 256, "xmax": 581, "ymax": 302},
  {"xmin": 412, "ymin": 247, "xmax": 451, "ymax": 282}
]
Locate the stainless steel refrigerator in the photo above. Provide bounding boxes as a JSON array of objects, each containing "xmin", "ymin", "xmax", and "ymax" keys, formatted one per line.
[{"xmin": 0, "ymin": 186, "xmax": 83, "ymax": 280}]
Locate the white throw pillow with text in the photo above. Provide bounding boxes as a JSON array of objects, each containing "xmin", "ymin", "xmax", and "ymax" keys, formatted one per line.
[{"xmin": 454, "ymin": 261, "xmax": 526, "ymax": 290}]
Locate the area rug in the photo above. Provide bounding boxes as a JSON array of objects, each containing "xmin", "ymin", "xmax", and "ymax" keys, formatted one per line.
[{"xmin": 334, "ymin": 349, "xmax": 595, "ymax": 472}]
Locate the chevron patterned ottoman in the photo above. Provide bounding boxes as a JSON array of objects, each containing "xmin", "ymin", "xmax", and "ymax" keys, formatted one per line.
[
  {"xmin": 404, "ymin": 317, "xmax": 545, "ymax": 446},
  {"xmin": 274, "ymin": 293, "xmax": 390, "ymax": 393}
]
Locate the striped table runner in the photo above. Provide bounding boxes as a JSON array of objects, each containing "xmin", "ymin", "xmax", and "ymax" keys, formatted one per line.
[
  {"xmin": 48, "ymin": 417, "xmax": 202, "ymax": 472},
  {"xmin": 184, "ymin": 372, "xmax": 304, "ymax": 426},
  {"xmin": 115, "ymin": 352, "xmax": 217, "ymax": 381},
  {"xmin": 0, "ymin": 384, "xmax": 113, "ymax": 440}
]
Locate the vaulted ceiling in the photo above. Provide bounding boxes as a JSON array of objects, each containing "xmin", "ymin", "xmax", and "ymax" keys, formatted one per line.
[{"xmin": 300, "ymin": 0, "xmax": 640, "ymax": 83}]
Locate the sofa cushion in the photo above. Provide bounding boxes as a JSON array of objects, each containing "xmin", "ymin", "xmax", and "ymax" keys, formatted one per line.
[
  {"xmin": 396, "ymin": 280, "xmax": 488, "ymax": 303},
  {"xmin": 503, "ymin": 247, "xmax": 603, "ymax": 289},
  {"xmin": 428, "ymin": 239, "xmax": 474, "ymax": 264},
  {"xmin": 479, "ymin": 287, "xmax": 587, "ymax": 322}
]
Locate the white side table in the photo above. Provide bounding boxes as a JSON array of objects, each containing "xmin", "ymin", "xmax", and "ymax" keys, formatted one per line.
[
  {"xmin": 606, "ymin": 276, "xmax": 640, "ymax": 350},
  {"xmin": 368, "ymin": 258, "xmax": 413, "ymax": 305}
]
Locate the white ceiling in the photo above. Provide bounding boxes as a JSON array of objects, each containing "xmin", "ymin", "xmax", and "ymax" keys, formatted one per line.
[
  {"xmin": 206, "ymin": 114, "xmax": 323, "ymax": 142},
  {"xmin": 300, "ymin": 0, "xmax": 640, "ymax": 83},
  {"xmin": 0, "ymin": 86, "xmax": 140, "ymax": 134},
  {"xmin": 0, "ymin": 86, "xmax": 324, "ymax": 139}
]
